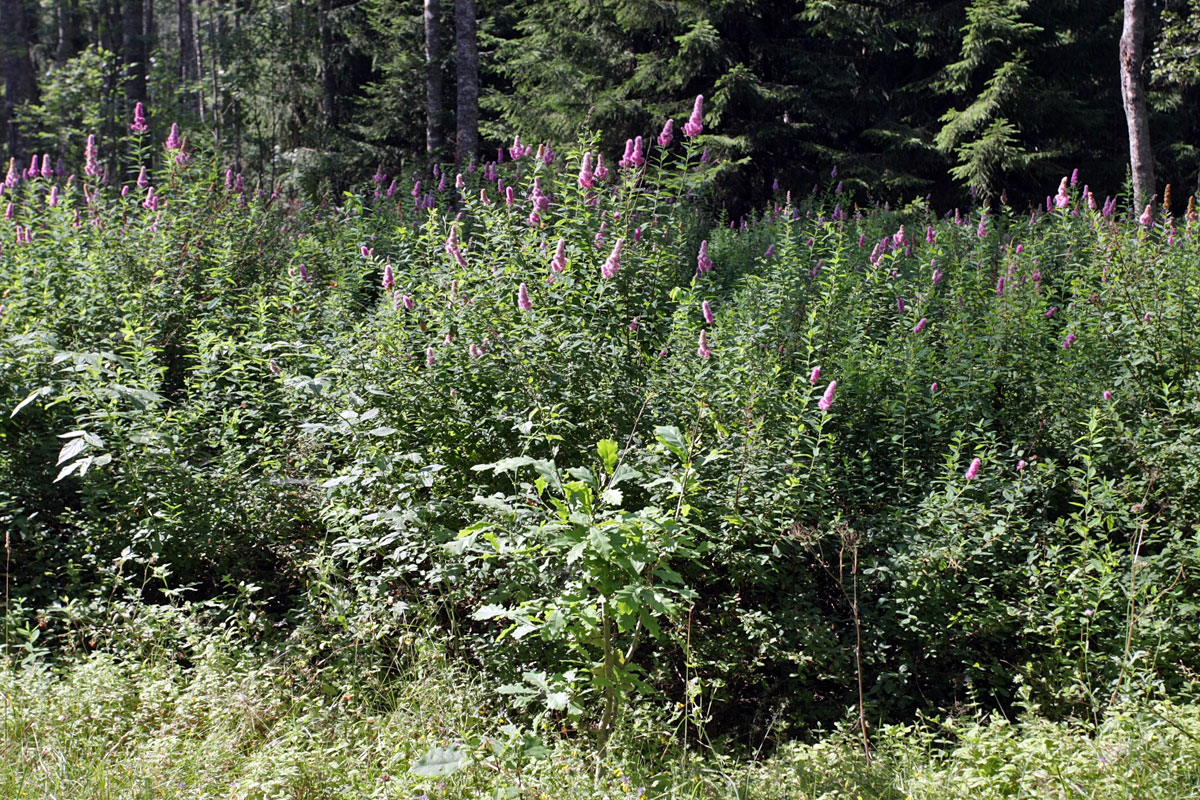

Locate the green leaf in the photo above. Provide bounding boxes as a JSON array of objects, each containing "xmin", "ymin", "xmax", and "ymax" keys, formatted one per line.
[
  {"xmin": 10, "ymin": 387, "xmax": 50, "ymax": 418},
  {"xmin": 654, "ymin": 426, "xmax": 688, "ymax": 459},
  {"xmin": 410, "ymin": 745, "xmax": 470, "ymax": 778},
  {"xmin": 473, "ymin": 604, "xmax": 509, "ymax": 621},
  {"xmin": 56, "ymin": 436, "xmax": 88, "ymax": 466},
  {"xmin": 597, "ymin": 439, "xmax": 619, "ymax": 473},
  {"xmin": 368, "ymin": 426, "xmax": 399, "ymax": 436}
]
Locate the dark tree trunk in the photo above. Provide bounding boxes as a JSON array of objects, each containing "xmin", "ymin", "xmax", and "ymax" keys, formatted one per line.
[
  {"xmin": 1121, "ymin": 0, "xmax": 1154, "ymax": 212},
  {"xmin": 1, "ymin": 0, "xmax": 38, "ymax": 158},
  {"xmin": 454, "ymin": 0, "xmax": 478, "ymax": 162},
  {"xmin": 319, "ymin": 0, "xmax": 338, "ymax": 131},
  {"xmin": 123, "ymin": 0, "xmax": 148, "ymax": 105},
  {"xmin": 424, "ymin": 0, "xmax": 444, "ymax": 160},
  {"xmin": 178, "ymin": 0, "xmax": 197, "ymax": 81},
  {"xmin": 56, "ymin": 0, "xmax": 82, "ymax": 66},
  {"xmin": 179, "ymin": 0, "xmax": 202, "ymax": 116}
]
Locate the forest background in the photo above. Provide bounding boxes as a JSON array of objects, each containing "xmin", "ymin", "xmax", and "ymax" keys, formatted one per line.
[{"xmin": 2, "ymin": 0, "xmax": 1199, "ymax": 212}]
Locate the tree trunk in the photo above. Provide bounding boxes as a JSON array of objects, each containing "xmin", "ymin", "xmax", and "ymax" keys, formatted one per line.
[
  {"xmin": 178, "ymin": 0, "xmax": 201, "ymax": 115},
  {"xmin": 123, "ymin": 0, "xmax": 148, "ymax": 105},
  {"xmin": 1120, "ymin": 0, "xmax": 1154, "ymax": 212},
  {"xmin": 454, "ymin": 0, "xmax": 479, "ymax": 162},
  {"xmin": 319, "ymin": 0, "xmax": 338, "ymax": 131},
  {"xmin": 56, "ymin": 0, "xmax": 82, "ymax": 66},
  {"xmin": 424, "ymin": 0, "xmax": 444, "ymax": 160},
  {"xmin": 1, "ymin": 0, "xmax": 38, "ymax": 158}
]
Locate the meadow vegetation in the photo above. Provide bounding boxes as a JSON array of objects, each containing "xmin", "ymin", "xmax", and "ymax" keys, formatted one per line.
[{"xmin": 3, "ymin": 114, "xmax": 1200, "ymax": 797}]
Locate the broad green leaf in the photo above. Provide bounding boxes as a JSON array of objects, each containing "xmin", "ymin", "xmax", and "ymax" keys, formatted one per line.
[
  {"xmin": 56, "ymin": 437, "xmax": 88, "ymax": 466},
  {"xmin": 10, "ymin": 387, "xmax": 50, "ymax": 418},
  {"xmin": 654, "ymin": 425, "xmax": 688, "ymax": 459},
  {"xmin": 597, "ymin": 439, "xmax": 619, "ymax": 473},
  {"xmin": 410, "ymin": 745, "xmax": 469, "ymax": 778}
]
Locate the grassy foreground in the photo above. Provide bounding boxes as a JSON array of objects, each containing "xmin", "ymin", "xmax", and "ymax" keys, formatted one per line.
[{"xmin": 4, "ymin": 607, "xmax": 1200, "ymax": 800}]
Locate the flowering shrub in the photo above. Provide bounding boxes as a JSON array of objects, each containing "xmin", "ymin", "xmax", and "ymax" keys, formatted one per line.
[{"xmin": 3, "ymin": 107, "xmax": 1200, "ymax": 736}]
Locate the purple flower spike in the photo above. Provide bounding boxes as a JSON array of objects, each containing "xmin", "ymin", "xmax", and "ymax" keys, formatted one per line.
[
  {"xmin": 696, "ymin": 240, "xmax": 713, "ymax": 274},
  {"xmin": 382, "ymin": 263, "xmax": 394, "ymax": 290},
  {"xmin": 517, "ymin": 282, "xmax": 532, "ymax": 312},
  {"xmin": 818, "ymin": 380, "xmax": 838, "ymax": 411},
  {"xmin": 1139, "ymin": 204, "xmax": 1153, "ymax": 227},
  {"xmin": 1054, "ymin": 177, "xmax": 1070, "ymax": 209},
  {"xmin": 1103, "ymin": 390, "xmax": 1113, "ymax": 401},
  {"xmin": 702, "ymin": 300, "xmax": 714, "ymax": 324},
  {"xmin": 40, "ymin": 154, "xmax": 52, "ymax": 179},
  {"xmin": 551, "ymin": 238, "xmax": 567, "ymax": 272},
  {"xmin": 964, "ymin": 457, "xmax": 981, "ymax": 480},
  {"xmin": 1063, "ymin": 333, "xmax": 1076, "ymax": 350},
  {"xmin": 697, "ymin": 330, "xmax": 712, "ymax": 358},
  {"xmin": 930, "ymin": 382, "xmax": 938, "ymax": 394},
  {"xmin": 913, "ymin": 317, "xmax": 928, "ymax": 334},
  {"xmin": 897, "ymin": 297, "xmax": 906, "ymax": 314},
  {"xmin": 1045, "ymin": 306, "xmax": 1058, "ymax": 318},
  {"xmin": 657, "ymin": 119, "xmax": 674, "ymax": 148},
  {"xmin": 683, "ymin": 95, "xmax": 704, "ymax": 138},
  {"xmin": 130, "ymin": 101, "xmax": 148, "ymax": 133},
  {"xmin": 601, "ymin": 239, "xmax": 624, "ymax": 279},
  {"xmin": 809, "ymin": 366, "xmax": 821, "ymax": 385},
  {"xmin": 165, "ymin": 122, "xmax": 182, "ymax": 151},
  {"xmin": 578, "ymin": 152, "xmax": 594, "ymax": 189}
]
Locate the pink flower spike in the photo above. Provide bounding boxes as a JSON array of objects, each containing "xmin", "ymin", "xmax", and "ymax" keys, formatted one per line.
[
  {"xmin": 629, "ymin": 317, "xmax": 640, "ymax": 331},
  {"xmin": 1044, "ymin": 305, "xmax": 1058, "ymax": 318},
  {"xmin": 964, "ymin": 457, "xmax": 981, "ymax": 481},
  {"xmin": 40, "ymin": 154, "xmax": 52, "ymax": 179},
  {"xmin": 657, "ymin": 119, "xmax": 674, "ymax": 147},
  {"xmin": 809, "ymin": 366, "xmax": 821, "ymax": 385},
  {"xmin": 1063, "ymin": 333, "xmax": 1076, "ymax": 350},
  {"xmin": 594, "ymin": 154, "xmax": 608, "ymax": 180},
  {"xmin": 578, "ymin": 152, "xmax": 594, "ymax": 188},
  {"xmin": 130, "ymin": 101, "xmax": 148, "ymax": 133},
  {"xmin": 426, "ymin": 347, "xmax": 436, "ymax": 366},
  {"xmin": 1017, "ymin": 459, "xmax": 1027, "ymax": 472},
  {"xmin": 1054, "ymin": 177, "xmax": 1070, "ymax": 209},
  {"xmin": 697, "ymin": 330, "xmax": 712, "ymax": 358},
  {"xmin": 1139, "ymin": 204, "xmax": 1154, "ymax": 227},
  {"xmin": 551, "ymin": 238, "xmax": 567, "ymax": 272},
  {"xmin": 601, "ymin": 239, "xmax": 624, "ymax": 279},
  {"xmin": 930, "ymin": 382, "xmax": 938, "ymax": 394},
  {"xmin": 620, "ymin": 139, "xmax": 634, "ymax": 169},
  {"xmin": 382, "ymin": 264, "xmax": 394, "ymax": 290},
  {"xmin": 818, "ymin": 380, "xmax": 838, "ymax": 411},
  {"xmin": 897, "ymin": 297, "xmax": 905, "ymax": 314},
  {"xmin": 913, "ymin": 317, "xmax": 927, "ymax": 334},
  {"xmin": 402, "ymin": 293, "xmax": 414, "ymax": 310},
  {"xmin": 137, "ymin": 166, "xmax": 148, "ymax": 188},
  {"xmin": 702, "ymin": 300, "xmax": 714, "ymax": 324},
  {"xmin": 683, "ymin": 95, "xmax": 704, "ymax": 138},
  {"xmin": 517, "ymin": 282, "xmax": 532, "ymax": 311},
  {"xmin": 47, "ymin": 186, "xmax": 59, "ymax": 207},
  {"xmin": 1103, "ymin": 390, "xmax": 1113, "ymax": 401},
  {"xmin": 165, "ymin": 122, "xmax": 182, "ymax": 151},
  {"xmin": 697, "ymin": 240, "xmax": 713, "ymax": 274}
]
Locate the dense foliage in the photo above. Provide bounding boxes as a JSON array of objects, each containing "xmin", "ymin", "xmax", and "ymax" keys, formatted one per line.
[
  {"xmin": 3, "ymin": 0, "xmax": 1200, "ymax": 212},
  {"xmin": 3, "ymin": 114, "xmax": 1200, "ymax": 757}
]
